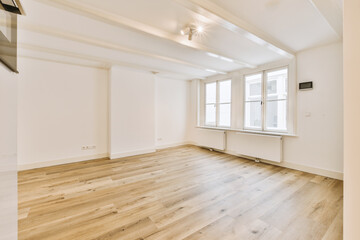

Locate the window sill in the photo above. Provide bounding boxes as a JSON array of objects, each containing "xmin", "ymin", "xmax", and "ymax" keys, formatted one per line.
[{"xmin": 196, "ymin": 126, "xmax": 297, "ymax": 137}]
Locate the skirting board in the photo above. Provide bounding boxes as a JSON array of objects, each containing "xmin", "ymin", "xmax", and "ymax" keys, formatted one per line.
[
  {"xmin": 156, "ymin": 141, "xmax": 192, "ymax": 150},
  {"xmin": 17, "ymin": 142, "xmax": 343, "ymax": 180},
  {"xmin": 17, "ymin": 143, "xmax": 190, "ymax": 171},
  {"xmin": 189, "ymin": 142, "xmax": 344, "ymax": 180},
  {"xmin": 110, "ymin": 148, "xmax": 156, "ymax": 160},
  {"xmin": 111, "ymin": 142, "xmax": 191, "ymax": 159},
  {"xmin": 224, "ymin": 149, "xmax": 343, "ymax": 180},
  {"xmin": 18, "ymin": 153, "xmax": 109, "ymax": 171}
]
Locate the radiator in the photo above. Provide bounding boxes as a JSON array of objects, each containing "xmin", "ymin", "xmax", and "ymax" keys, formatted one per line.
[
  {"xmin": 234, "ymin": 132, "xmax": 283, "ymax": 162},
  {"xmin": 195, "ymin": 129, "xmax": 226, "ymax": 151}
]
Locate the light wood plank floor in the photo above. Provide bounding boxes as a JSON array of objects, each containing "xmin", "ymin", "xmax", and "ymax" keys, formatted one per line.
[{"xmin": 18, "ymin": 146, "xmax": 343, "ymax": 240}]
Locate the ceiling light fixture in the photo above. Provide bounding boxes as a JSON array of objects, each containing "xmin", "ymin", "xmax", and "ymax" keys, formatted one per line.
[
  {"xmin": 180, "ymin": 24, "xmax": 204, "ymax": 41},
  {"xmin": 197, "ymin": 26, "xmax": 204, "ymax": 33}
]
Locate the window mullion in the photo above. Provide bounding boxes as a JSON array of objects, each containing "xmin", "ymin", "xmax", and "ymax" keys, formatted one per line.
[
  {"xmin": 262, "ymin": 72, "xmax": 266, "ymax": 131},
  {"xmin": 216, "ymin": 81, "xmax": 220, "ymax": 127}
]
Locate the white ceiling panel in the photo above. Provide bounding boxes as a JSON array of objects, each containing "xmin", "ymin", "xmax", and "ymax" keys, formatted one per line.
[
  {"xmin": 14, "ymin": 0, "xmax": 342, "ymax": 80},
  {"xmin": 208, "ymin": 0, "xmax": 341, "ymax": 51}
]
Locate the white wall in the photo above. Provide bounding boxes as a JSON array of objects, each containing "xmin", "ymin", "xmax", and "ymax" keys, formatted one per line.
[
  {"xmin": 18, "ymin": 58, "xmax": 109, "ymax": 169},
  {"xmin": 344, "ymin": 0, "xmax": 360, "ymax": 239},
  {"xmin": 16, "ymin": 61, "xmax": 190, "ymax": 168},
  {"xmin": 109, "ymin": 66, "xmax": 156, "ymax": 158},
  {"xmin": 189, "ymin": 42, "xmax": 343, "ymax": 178},
  {"xmin": 284, "ymin": 42, "xmax": 343, "ymax": 173},
  {"xmin": 0, "ymin": 65, "xmax": 18, "ymax": 239},
  {"xmin": 109, "ymin": 68, "xmax": 190, "ymax": 157},
  {"xmin": 155, "ymin": 77, "xmax": 189, "ymax": 148}
]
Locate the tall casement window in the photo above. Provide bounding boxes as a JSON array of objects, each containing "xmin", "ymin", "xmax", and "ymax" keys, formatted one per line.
[
  {"xmin": 205, "ymin": 80, "xmax": 231, "ymax": 127},
  {"xmin": 244, "ymin": 67, "xmax": 288, "ymax": 132}
]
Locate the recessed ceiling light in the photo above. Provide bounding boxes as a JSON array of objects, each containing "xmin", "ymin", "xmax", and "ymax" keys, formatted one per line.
[
  {"xmin": 204, "ymin": 69, "xmax": 227, "ymax": 75},
  {"xmin": 207, "ymin": 52, "xmax": 219, "ymax": 58},
  {"xmin": 207, "ymin": 52, "xmax": 234, "ymax": 63},
  {"xmin": 220, "ymin": 57, "xmax": 234, "ymax": 63}
]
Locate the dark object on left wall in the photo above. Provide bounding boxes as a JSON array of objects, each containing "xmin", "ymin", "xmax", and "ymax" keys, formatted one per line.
[
  {"xmin": 0, "ymin": 0, "xmax": 24, "ymax": 73},
  {"xmin": 0, "ymin": 0, "xmax": 21, "ymax": 15}
]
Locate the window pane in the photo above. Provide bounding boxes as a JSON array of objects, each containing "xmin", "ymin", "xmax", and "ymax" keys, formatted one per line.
[
  {"xmin": 205, "ymin": 82, "xmax": 216, "ymax": 104},
  {"xmin": 219, "ymin": 80, "xmax": 231, "ymax": 103},
  {"xmin": 219, "ymin": 103, "xmax": 231, "ymax": 127},
  {"xmin": 244, "ymin": 101, "xmax": 262, "ymax": 129},
  {"xmin": 266, "ymin": 100, "xmax": 287, "ymax": 131},
  {"xmin": 245, "ymin": 73, "xmax": 262, "ymax": 101},
  {"xmin": 266, "ymin": 68, "xmax": 288, "ymax": 101},
  {"xmin": 205, "ymin": 104, "xmax": 216, "ymax": 126}
]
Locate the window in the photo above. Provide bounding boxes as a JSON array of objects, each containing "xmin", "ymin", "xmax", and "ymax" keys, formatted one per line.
[
  {"xmin": 244, "ymin": 67, "xmax": 288, "ymax": 132},
  {"xmin": 205, "ymin": 80, "xmax": 231, "ymax": 127},
  {"xmin": 244, "ymin": 73, "xmax": 262, "ymax": 129},
  {"xmin": 205, "ymin": 82, "xmax": 216, "ymax": 126}
]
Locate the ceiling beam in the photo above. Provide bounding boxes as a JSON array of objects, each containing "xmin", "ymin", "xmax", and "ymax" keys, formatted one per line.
[
  {"xmin": 307, "ymin": 0, "xmax": 343, "ymax": 38},
  {"xmin": 18, "ymin": 43, "xmax": 206, "ymax": 79},
  {"xmin": 18, "ymin": 54, "xmax": 192, "ymax": 81},
  {"xmin": 19, "ymin": 21, "xmax": 227, "ymax": 75},
  {"xmin": 174, "ymin": 0, "xmax": 295, "ymax": 59},
  {"xmin": 19, "ymin": 55, "xmax": 109, "ymax": 70},
  {"xmin": 32, "ymin": 0, "xmax": 256, "ymax": 69}
]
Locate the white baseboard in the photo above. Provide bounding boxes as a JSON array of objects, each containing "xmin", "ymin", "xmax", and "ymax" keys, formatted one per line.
[
  {"xmin": 17, "ymin": 143, "xmax": 189, "ymax": 171},
  {"xmin": 272, "ymin": 161, "xmax": 344, "ymax": 180},
  {"xmin": 156, "ymin": 141, "xmax": 191, "ymax": 150},
  {"xmin": 224, "ymin": 149, "xmax": 343, "ymax": 180},
  {"xmin": 18, "ymin": 153, "xmax": 109, "ymax": 171},
  {"xmin": 17, "ymin": 144, "xmax": 344, "ymax": 180},
  {"xmin": 110, "ymin": 148, "xmax": 156, "ymax": 160}
]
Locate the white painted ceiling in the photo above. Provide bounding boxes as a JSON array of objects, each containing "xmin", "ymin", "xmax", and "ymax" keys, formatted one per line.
[{"xmin": 16, "ymin": 0, "xmax": 342, "ymax": 80}]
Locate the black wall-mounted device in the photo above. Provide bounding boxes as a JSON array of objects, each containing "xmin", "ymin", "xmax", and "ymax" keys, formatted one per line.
[{"xmin": 299, "ymin": 82, "xmax": 313, "ymax": 90}]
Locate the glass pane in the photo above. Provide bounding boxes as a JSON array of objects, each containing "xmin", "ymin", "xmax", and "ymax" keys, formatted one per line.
[
  {"xmin": 219, "ymin": 103, "xmax": 231, "ymax": 127},
  {"xmin": 266, "ymin": 68, "xmax": 288, "ymax": 101},
  {"xmin": 219, "ymin": 80, "xmax": 231, "ymax": 103},
  {"xmin": 205, "ymin": 82, "xmax": 216, "ymax": 104},
  {"xmin": 245, "ymin": 73, "xmax": 262, "ymax": 101},
  {"xmin": 205, "ymin": 104, "xmax": 216, "ymax": 126},
  {"xmin": 244, "ymin": 101, "xmax": 262, "ymax": 129},
  {"xmin": 266, "ymin": 100, "xmax": 287, "ymax": 131}
]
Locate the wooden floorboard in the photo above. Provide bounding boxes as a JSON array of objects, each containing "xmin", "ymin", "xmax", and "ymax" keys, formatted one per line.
[{"xmin": 18, "ymin": 146, "xmax": 343, "ymax": 240}]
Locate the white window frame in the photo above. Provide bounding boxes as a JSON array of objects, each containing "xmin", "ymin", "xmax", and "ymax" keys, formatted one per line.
[
  {"xmin": 204, "ymin": 79, "xmax": 232, "ymax": 128},
  {"xmin": 243, "ymin": 72, "xmax": 263, "ymax": 131},
  {"xmin": 243, "ymin": 66, "xmax": 289, "ymax": 133}
]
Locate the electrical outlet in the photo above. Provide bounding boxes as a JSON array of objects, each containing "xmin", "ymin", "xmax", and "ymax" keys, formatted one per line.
[{"xmin": 82, "ymin": 145, "xmax": 96, "ymax": 150}]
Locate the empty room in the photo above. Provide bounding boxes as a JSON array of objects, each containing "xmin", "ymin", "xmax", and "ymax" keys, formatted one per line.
[{"xmin": 0, "ymin": 0, "xmax": 359, "ymax": 239}]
